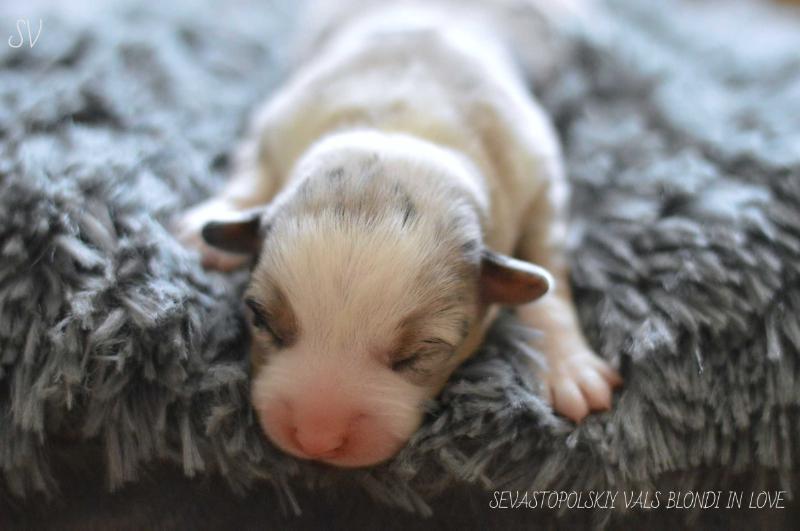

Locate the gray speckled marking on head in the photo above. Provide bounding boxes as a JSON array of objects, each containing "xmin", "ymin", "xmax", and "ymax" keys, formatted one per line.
[
  {"xmin": 326, "ymin": 166, "xmax": 345, "ymax": 181},
  {"xmin": 395, "ymin": 184, "xmax": 418, "ymax": 228}
]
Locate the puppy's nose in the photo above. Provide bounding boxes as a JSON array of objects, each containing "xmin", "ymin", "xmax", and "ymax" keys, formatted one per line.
[{"xmin": 293, "ymin": 424, "xmax": 347, "ymax": 457}]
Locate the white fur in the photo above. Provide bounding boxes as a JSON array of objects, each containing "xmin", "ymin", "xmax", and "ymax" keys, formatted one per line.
[
  {"xmin": 176, "ymin": 0, "xmax": 622, "ymax": 466},
  {"xmin": 249, "ymin": 133, "xmax": 484, "ymax": 465}
]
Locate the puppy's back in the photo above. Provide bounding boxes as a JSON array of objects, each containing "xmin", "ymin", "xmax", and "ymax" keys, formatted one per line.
[{"xmin": 292, "ymin": 0, "xmax": 588, "ymax": 86}]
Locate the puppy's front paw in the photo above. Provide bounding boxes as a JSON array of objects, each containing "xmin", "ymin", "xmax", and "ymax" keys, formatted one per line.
[
  {"xmin": 172, "ymin": 199, "xmax": 249, "ymax": 271},
  {"xmin": 544, "ymin": 349, "xmax": 622, "ymax": 422}
]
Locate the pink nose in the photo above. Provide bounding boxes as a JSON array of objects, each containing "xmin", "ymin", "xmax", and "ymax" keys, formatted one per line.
[{"xmin": 293, "ymin": 425, "xmax": 347, "ymax": 457}]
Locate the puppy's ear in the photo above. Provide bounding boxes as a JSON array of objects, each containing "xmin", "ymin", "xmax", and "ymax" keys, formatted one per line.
[
  {"xmin": 479, "ymin": 250, "xmax": 553, "ymax": 305},
  {"xmin": 201, "ymin": 210, "xmax": 264, "ymax": 255}
]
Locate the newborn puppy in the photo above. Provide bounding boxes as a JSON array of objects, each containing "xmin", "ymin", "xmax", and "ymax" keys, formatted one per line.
[{"xmin": 175, "ymin": 0, "xmax": 621, "ymax": 467}]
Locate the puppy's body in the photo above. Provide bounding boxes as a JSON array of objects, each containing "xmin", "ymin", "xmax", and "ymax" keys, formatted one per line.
[
  {"xmin": 229, "ymin": 1, "xmax": 562, "ymax": 252},
  {"xmin": 176, "ymin": 0, "xmax": 620, "ymax": 467}
]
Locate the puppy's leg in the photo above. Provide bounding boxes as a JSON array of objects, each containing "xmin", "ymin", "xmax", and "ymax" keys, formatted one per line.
[
  {"xmin": 515, "ymin": 158, "xmax": 622, "ymax": 422},
  {"xmin": 173, "ymin": 124, "xmax": 276, "ymax": 271}
]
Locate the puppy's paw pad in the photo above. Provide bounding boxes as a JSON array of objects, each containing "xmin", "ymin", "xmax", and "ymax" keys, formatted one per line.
[
  {"xmin": 199, "ymin": 246, "xmax": 248, "ymax": 272},
  {"xmin": 172, "ymin": 200, "xmax": 228, "ymax": 245},
  {"xmin": 172, "ymin": 200, "xmax": 248, "ymax": 271},
  {"xmin": 545, "ymin": 351, "xmax": 622, "ymax": 423}
]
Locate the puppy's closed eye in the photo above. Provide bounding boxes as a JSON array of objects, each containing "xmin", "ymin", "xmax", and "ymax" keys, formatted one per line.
[
  {"xmin": 245, "ymin": 297, "xmax": 286, "ymax": 347},
  {"xmin": 390, "ymin": 337, "xmax": 454, "ymax": 375},
  {"xmin": 390, "ymin": 352, "xmax": 424, "ymax": 373}
]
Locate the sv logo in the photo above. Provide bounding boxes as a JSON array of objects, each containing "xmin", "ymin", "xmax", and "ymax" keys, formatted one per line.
[{"xmin": 8, "ymin": 19, "xmax": 43, "ymax": 49}]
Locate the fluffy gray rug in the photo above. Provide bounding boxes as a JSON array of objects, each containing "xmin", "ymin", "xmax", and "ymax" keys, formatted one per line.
[{"xmin": 1, "ymin": 0, "xmax": 799, "ymax": 523}]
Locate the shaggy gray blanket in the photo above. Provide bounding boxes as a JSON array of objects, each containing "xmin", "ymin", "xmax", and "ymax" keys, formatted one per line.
[{"xmin": 1, "ymin": 0, "xmax": 799, "ymax": 523}]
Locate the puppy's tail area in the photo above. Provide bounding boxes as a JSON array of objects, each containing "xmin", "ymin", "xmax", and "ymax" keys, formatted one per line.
[
  {"xmin": 473, "ymin": 0, "xmax": 595, "ymax": 88},
  {"xmin": 291, "ymin": 0, "xmax": 595, "ymax": 87}
]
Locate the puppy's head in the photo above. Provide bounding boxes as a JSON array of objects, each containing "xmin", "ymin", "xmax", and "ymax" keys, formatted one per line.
[{"xmin": 203, "ymin": 135, "xmax": 552, "ymax": 467}]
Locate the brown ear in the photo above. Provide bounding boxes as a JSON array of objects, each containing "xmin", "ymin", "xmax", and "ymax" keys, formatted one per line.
[
  {"xmin": 201, "ymin": 211, "xmax": 264, "ymax": 255},
  {"xmin": 479, "ymin": 250, "xmax": 553, "ymax": 305}
]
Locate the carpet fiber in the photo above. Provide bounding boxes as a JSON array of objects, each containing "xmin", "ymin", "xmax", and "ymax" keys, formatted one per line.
[{"xmin": 1, "ymin": 0, "xmax": 799, "ymax": 524}]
